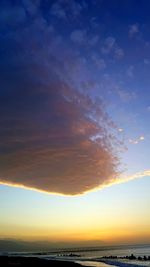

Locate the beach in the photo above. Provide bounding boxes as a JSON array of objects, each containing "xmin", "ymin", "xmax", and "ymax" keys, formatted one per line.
[
  {"xmin": 0, "ymin": 256, "xmax": 82, "ymax": 267},
  {"xmin": 1, "ymin": 255, "xmax": 150, "ymax": 267}
]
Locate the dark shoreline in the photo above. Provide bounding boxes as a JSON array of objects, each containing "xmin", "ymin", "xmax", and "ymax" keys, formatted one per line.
[
  {"xmin": 0, "ymin": 256, "xmax": 81, "ymax": 267},
  {"xmin": 1, "ymin": 255, "xmax": 150, "ymax": 267}
]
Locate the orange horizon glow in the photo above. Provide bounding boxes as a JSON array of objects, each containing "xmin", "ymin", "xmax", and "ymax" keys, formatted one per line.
[
  {"xmin": 1, "ymin": 174, "xmax": 149, "ymax": 248},
  {"xmin": 1, "ymin": 201, "xmax": 150, "ymax": 244}
]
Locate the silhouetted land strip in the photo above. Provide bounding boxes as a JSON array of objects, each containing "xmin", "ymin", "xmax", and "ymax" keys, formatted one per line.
[
  {"xmin": 101, "ymin": 254, "xmax": 150, "ymax": 261},
  {"xmin": 0, "ymin": 256, "xmax": 81, "ymax": 267},
  {"xmin": 1, "ymin": 254, "xmax": 150, "ymax": 267}
]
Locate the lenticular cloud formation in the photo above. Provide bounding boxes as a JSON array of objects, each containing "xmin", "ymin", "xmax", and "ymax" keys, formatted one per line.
[
  {"xmin": 0, "ymin": 1, "xmax": 119, "ymax": 195},
  {"xmin": 0, "ymin": 71, "xmax": 118, "ymax": 195}
]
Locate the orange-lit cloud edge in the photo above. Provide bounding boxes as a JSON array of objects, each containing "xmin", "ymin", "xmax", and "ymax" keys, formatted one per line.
[{"xmin": 0, "ymin": 170, "xmax": 150, "ymax": 197}]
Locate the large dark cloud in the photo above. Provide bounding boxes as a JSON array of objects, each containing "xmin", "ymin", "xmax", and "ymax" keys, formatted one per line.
[{"xmin": 0, "ymin": 0, "xmax": 119, "ymax": 195}]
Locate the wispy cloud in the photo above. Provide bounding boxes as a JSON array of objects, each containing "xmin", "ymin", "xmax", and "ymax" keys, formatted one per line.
[
  {"xmin": 129, "ymin": 136, "xmax": 145, "ymax": 145},
  {"xmin": 117, "ymin": 88, "xmax": 136, "ymax": 102},
  {"xmin": 114, "ymin": 47, "xmax": 124, "ymax": 59},
  {"xmin": 70, "ymin": 29, "xmax": 86, "ymax": 44},
  {"xmin": 101, "ymin": 36, "xmax": 116, "ymax": 54},
  {"xmin": 129, "ymin": 23, "xmax": 139, "ymax": 38},
  {"xmin": 50, "ymin": 0, "xmax": 86, "ymax": 20},
  {"xmin": 127, "ymin": 65, "xmax": 134, "ymax": 78}
]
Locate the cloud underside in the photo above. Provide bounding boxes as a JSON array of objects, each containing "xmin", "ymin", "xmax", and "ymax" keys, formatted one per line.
[
  {"xmin": 0, "ymin": 138, "xmax": 117, "ymax": 196},
  {"xmin": 0, "ymin": 58, "xmax": 120, "ymax": 195},
  {"xmin": 1, "ymin": 169, "xmax": 150, "ymax": 196},
  {"xmin": 0, "ymin": 81, "xmax": 118, "ymax": 195},
  {"xmin": 0, "ymin": 1, "xmax": 120, "ymax": 195}
]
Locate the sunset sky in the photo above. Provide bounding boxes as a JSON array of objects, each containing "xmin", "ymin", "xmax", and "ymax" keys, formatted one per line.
[{"xmin": 0, "ymin": 0, "xmax": 150, "ymax": 247}]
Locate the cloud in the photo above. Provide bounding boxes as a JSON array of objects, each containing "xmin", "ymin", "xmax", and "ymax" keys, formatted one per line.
[
  {"xmin": 117, "ymin": 89, "xmax": 136, "ymax": 102},
  {"xmin": 70, "ymin": 29, "xmax": 86, "ymax": 44},
  {"xmin": 129, "ymin": 24, "xmax": 139, "ymax": 38},
  {"xmin": 101, "ymin": 36, "xmax": 116, "ymax": 54},
  {"xmin": 118, "ymin": 128, "xmax": 124, "ymax": 132},
  {"xmin": 0, "ymin": 2, "xmax": 120, "ymax": 196},
  {"xmin": 0, "ymin": 73, "xmax": 119, "ymax": 195},
  {"xmin": 91, "ymin": 55, "xmax": 106, "ymax": 70},
  {"xmin": 127, "ymin": 65, "xmax": 134, "ymax": 78},
  {"xmin": 144, "ymin": 58, "xmax": 150, "ymax": 65},
  {"xmin": 0, "ymin": 65, "xmax": 119, "ymax": 195},
  {"xmin": 101, "ymin": 37, "xmax": 124, "ymax": 60},
  {"xmin": 105, "ymin": 36, "xmax": 116, "ymax": 49},
  {"xmin": 50, "ymin": 0, "xmax": 85, "ymax": 20},
  {"xmin": 117, "ymin": 169, "xmax": 150, "ymax": 185},
  {"xmin": 50, "ymin": 2, "xmax": 66, "ymax": 19},
  {"xmin": 68, "ymin": 0, "xmax": 84, "ymax": 17},
  {"xmin": 88, "ymin": 35, "xmax": 99, "ymax": 46},
  {"xmin": 114, "ymin": 47, "xmax": 124, "ymax": 59},
  {"xmin": 22, "ymin": 0, "xmax": 40, "ymax": 16},
  {"xmin": 129, "ymin": 136, "xmax": 145, "ymax": 145}
]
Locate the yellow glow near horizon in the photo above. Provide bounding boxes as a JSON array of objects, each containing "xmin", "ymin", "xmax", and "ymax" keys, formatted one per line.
[
  {"xmin": 1, "ymin": 222, "xmax": 150, "ymax": 244},
  {"xmin": 0, "ymin": 175, "xmax": 150, "ymax": 246}
]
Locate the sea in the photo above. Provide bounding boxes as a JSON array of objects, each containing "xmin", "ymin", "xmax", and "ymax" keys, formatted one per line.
[
  {"xmin": 32, "ymin": 244, "xmax": 150, "ymax": 267},
  {"xmin": 41, "ymin": 244, "xmax": 150, "ymax": 267},
  {"xmin": 49, "ymin": 244, "xmax": 150, "ymax": 258},
  {"xmin": 1, "ymin": 244, "xmax": 150, "ymax": 267}
]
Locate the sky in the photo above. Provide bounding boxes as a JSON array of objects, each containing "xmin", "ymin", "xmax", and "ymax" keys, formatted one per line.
[{"xmin": 0, "ymin": 0, "xmax": 150, "ymax": 248}]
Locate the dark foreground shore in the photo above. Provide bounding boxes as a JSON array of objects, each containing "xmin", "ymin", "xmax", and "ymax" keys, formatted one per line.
[{"xmin": 0, "ymin": 256, "xmax": 81, "ymax": 267}]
